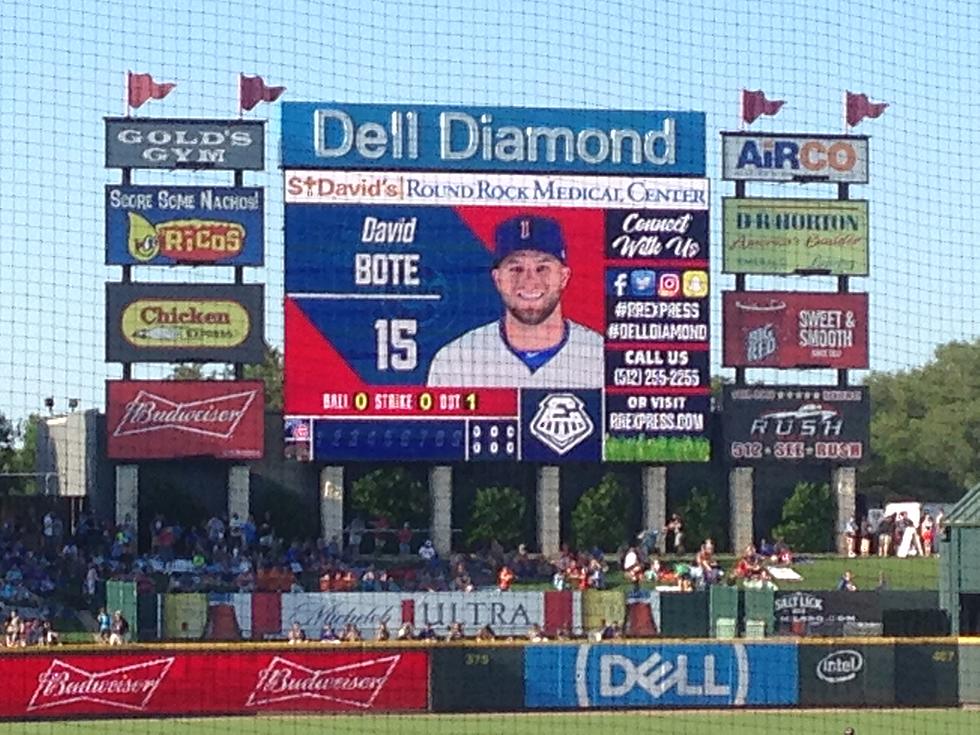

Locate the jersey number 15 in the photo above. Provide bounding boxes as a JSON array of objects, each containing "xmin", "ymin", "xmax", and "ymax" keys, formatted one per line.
[{"xmin": 374, "ymin": 318, "xmax": 417, "ymax": 371}]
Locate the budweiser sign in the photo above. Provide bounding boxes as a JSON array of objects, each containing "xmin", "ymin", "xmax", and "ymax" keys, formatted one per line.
[
  {"xmin": 246, "ymin": 655, "xmax": 400, "ymax": 709},
  {"xmin": 106, "ymin": 380, "xmax": 265, "ymax": 460},
  {"xmin": 28, "ymin": 657, "xmax": 174, "ymax": 712}
]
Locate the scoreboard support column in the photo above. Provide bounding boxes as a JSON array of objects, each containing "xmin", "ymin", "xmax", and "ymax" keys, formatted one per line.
[
  {"xmin": 728, "ymin": 467, "xmax": 754, "ymax": 553},
  {"xmin": 227, "ymin": 466, "xmax": 250, "ymax": 527},
  {"xmin": 319, "ymin": 466, "xmax": 345, "ymax": 548},
  {"xmin": 536, "ymin": 466, "xmax": 561, "ymax": 557},
  {"xmin": 832, "ymin": 466, "xmax": 857, "ymax": 555},
  {"xmin": 641, "ymin": 467, "xmax": 667, "ymax": 545},
  {"xmin": 114, "ymin": 464, "xmax": 139, "ymax": 531},
  {"xmin": 429, "ymin": 466, "xmax": 453, "ymax": 557}
]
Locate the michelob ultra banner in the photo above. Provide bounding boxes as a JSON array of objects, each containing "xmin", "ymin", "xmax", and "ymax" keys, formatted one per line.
[
  {"xmin": 105, "ymin": 283, "xmax": 265, "ymax": 363},
  {"xmin": 105, "ymin": 185, "xmax": 264, "ymax": 265},
  {"xmin": 723, "ymin": 198, "xmax": 869, "ymax": 275}
]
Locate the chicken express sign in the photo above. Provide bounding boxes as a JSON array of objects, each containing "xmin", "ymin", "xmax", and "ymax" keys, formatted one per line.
[{"xmin": 106, "ymin": 284, "xmax": 264, "ymax": 363}]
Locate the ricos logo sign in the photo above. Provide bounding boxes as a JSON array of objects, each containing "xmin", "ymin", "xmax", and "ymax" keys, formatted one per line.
[
  {"xmin": 816, "ymin": 649, "xmax": 864, "ymax": 684},
  {"xmin": 722, "ymin": 134, "xmax": 868, "ymax": 183}
]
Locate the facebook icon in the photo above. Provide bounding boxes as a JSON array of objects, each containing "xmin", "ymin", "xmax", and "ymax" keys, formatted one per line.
[{"xmin": 612, "ymin": 272, "xmax": 630, "ymax": 297}]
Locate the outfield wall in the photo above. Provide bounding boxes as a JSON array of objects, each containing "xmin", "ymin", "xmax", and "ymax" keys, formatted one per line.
[{"xmin": 0, "ymin": 639, "xmax": 976, "ymax": 720}]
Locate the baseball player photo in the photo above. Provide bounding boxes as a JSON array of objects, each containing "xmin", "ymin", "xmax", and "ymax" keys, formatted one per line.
[{"xmin": 427, "ymin": 214, "xmax": 603, "ymax": 388}]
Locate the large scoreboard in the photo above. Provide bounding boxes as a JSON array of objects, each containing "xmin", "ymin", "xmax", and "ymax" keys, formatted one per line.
[{"xmin": 282, "ymin": 103, "xmax": 709, "ymax": 462}]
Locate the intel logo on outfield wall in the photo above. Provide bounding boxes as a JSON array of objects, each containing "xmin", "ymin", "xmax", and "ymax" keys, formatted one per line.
[{"xmin": 281, "ymin": 103, "xmax": 705, "ymax": 174}]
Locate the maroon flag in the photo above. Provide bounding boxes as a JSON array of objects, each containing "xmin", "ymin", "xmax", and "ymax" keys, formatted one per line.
[
  {"xmin": 742, "ymin": 89, "xmax": 785, "ymax": 124},
  {"xmin": 846, "ymin": 91, "xmax": 889, "ymax": 127},
  {"xmin": 240, "ymin": 74, "xmax": 285, "ymax": 111},
  {"xmin": 128, "ymin": 72, "xmax": 175, "ymax": 109}
]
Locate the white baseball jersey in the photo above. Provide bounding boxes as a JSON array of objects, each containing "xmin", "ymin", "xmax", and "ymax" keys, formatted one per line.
[{"xmin": 426, "ymin": 320, "xmax": 604, "ymax": 388}]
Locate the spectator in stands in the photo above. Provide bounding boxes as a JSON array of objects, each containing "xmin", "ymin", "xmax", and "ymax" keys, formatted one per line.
[
  {"xmin": 97, "ymin": 607, "xmax": 111, "ymax": 643},
  {"xmin": 587, "ymin": 556, "xmax": 607, "ymax": 590},
  {"xmin": 375, "ymin": 621, "xmax": 391, "ymax": 641},
  {"xmin": 837, "ymin": 570, "xmax": 857, "ymax": 592},
  {"xmin": 40, "ymin": 619, "xmax": 59, "ymax": 646},
  {"xmin": 287, "ymin": 621, "xmax": 307, "ymax": 644},
  {"xmin": 397, "ymin": 523, "xmax": 413, "ymax": 556},
  {"xmin": 496, "ymin": 563, "xmax": 515, "ymax": 592},
  {"xmin": 860, "ymin": 517, "xmax": 874, "ymax": 557},
  {"xmin": 108, "ymin": 610, "xmax": 129, "ymax": 646},
  {"xmin": 4, "ymin": 611, "xmax": 23, "ymax": 647},
  {"xmin": 341, "ymin": 623, "xmax": 363, "ymax": 642},
  {"xmin": 694, "ymin": 540, "xmax": 721, "ymax": 587},
  {"xmin": 622, "ymin": 545, "xmax": 644, "ymax": 591},
  {"xmin": 320, "ymin": 623, "xmax": 340, "ymax": 643},
  {"xmin": 417, "ymin": 623, "xmax": 437, "ymax": 641},
  {"xmin": 527, "ymin": 623, "xmax": 547, "ymax": 642},
  {"xmin": 844, "ymin": 515, "xmax": 859, "ymax": 558},
  {"xmin": 347, "ymin": 516, "xmax": 365, "ymax": 557},
  {"xmin": 734, "ymin": 544, "xmax": 770, "ymax": 585},
  {"xmin": 877, "ymin": 513, "xmax": 895, "ymax": 557},
  {"xmin": 396, "ymin": 622, "xmax": 415, "ymax": 640},
  {"xmin": 511, "ymin": 543, "xmax": 533, "ymax": 578},
  {"xmin": 664, "ymin": 514, "xmax": 685, "ymax": 554},
  {"xmin": 920, "ymin": 514, "xmax": 935, "ymax": 558},
  {"xmin": 419, "ymin": 539, "xmax": 438, "ymax": 568},
  {"xmin": 447, "ymin": 622, "xmax": 465, "ymax": 641},
  {"xmin": 934, "ymin": 508, "xmax": 945, "ymax": 554},
  {"xmin": 475, "ymin": 624, "xmax": 496, "ymax": 642}
]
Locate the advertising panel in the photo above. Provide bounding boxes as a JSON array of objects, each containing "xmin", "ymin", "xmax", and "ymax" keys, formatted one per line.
[
  {"xmin": 284, "ymin": 170, "xmax": 710, "ymax": 462},
  {"xmin": 722, "ymin": 386, "xmax": 870, "ymax": 464},
  {"xmin": 893, "ymin": 644, "xmax": 959, "ymax": 706},
  {"xmin": 105, "ymin": 118, "xmax": 265, "ymax": 170},
  {"xmin": 106, "ymin": 380, "xmax": 265, "ymax": 460},
  {"xmin": 105, "ymin": 186, "xmax": 264, "ymax": 265},
  {"xmin": 798, "ymin": 643, "xmax": 895, "ymax": 706},
  {"xmin": 524, "ymin": 643, "xmax": 798, "ymax": 708},
  {"xmin": 721, "ymin": 133, "xmax": 869, "ymax": 183},
  {"xmin": 0, "ymin": 649, "xmax": 429, "ymax": 719},
  {"xmin": 722, "ymin": 198, "xmax": 869, "ymax": 275},
  {"xmin": 774, "ymin": 591, "xmax": 882, "ymax": 630},
  {"xmin": 430, "ymin": 646, "xmax": 525, "ymax": 712},
  {"xmin": 278, "ymin": 590, "xmax": 580, "ymax": 639},
  {"xmin": 281, "ymin": 103, "xmax": 705, "ymax": 174},
  {"xmin": 106, "ymin": 283, "xmax": 264, "ymax": 363},
  {"xmin": 722, "ymin": 291, "xmax": 869, "ymax": 368}
]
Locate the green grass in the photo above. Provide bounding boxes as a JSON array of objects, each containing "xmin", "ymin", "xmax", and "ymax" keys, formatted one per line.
[
  {"xmin": 0, "ymin": 710, "xmax": 977, "ymax": 735},
  {"xmin": 514, "ymin": 555, "xmax": 939, "ymax": 592},
  {"xmin": 603, "ymin": 435, "xmax": 710, "ymax": 462}
]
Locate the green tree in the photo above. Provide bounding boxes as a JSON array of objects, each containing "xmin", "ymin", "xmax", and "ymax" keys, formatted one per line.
[
  {"xmin": 677, "ymin": 486, "xmax": 728, "ymax": 551},
  {"xmin": 861, "ymin": 339, "xmax": 980, "ymax": 501},
  {"xmin": 571, "ymin": 473, "xmax": 629, "ymax": 552},
  {"xmin": 771, "ymin": 481, "xmax": 836, "ymax": 552},
  {"xmin": 169, "ymin": 342, "xmax": 284, "ymax": 410},
  {"xmin": 465, "ymin": 486, "xmax": 526, "ymax": 549},
  {"xmin": 0, "ymin": 412, "xmax": 15, "ymax": 471},
  {"xmin": 349, "ymin": 468, "xmax": 428, "ymax": 528}
]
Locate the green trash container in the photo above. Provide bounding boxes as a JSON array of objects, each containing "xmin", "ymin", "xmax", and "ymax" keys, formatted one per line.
[
  {"xmin": 744, "ymin": 619, "xmax": 767, "ymax": 639},
  {"xmin": 743, "ymin": 588, "xmax": 775, "ymax": 635},
  {"xmin": 710, "ymin": 586, "xmax": 739, "ymax": 637},
  {"xmin": 715, "ymin": 617, "xmax": 738, "ymax": 639}
]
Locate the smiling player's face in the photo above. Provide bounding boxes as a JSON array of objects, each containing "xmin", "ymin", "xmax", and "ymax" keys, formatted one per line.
[{"xmin": 492, "ymin": 250, "xmax": 570, "ymax": 326}]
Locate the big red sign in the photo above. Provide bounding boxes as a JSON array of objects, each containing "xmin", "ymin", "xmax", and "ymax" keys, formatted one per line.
[
  {"xmin": 106, "ymin": 380, "xmax": 265, "ymax": 460},
  {"xmin": 0, "ymin": 649, "xmax": 429, "ymax": 719},
  {"xmin": 722, "ymin": 292, "xmax": 868, "ymax": 368}
]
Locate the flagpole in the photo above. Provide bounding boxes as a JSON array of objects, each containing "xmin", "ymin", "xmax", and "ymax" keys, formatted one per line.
[
  {"xmin": 739, "ymin": 89, "xmax": 745, "ymax": 131},
  {"xmin": 238, "ymin": 73, "xmax": 243, "ymax": 119},
  {"xmin": 125, "ymin": 70, "xmax": 130, "ymax": 117},
  {"xmin": 842, "ymin": 90, "xmax": 848, "ymax": 133}
]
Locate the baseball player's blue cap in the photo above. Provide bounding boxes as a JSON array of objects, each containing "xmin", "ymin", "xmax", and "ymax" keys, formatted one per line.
[{"xmin": 493, "ymin": 215, "xmax": 567, "ymax": 265}]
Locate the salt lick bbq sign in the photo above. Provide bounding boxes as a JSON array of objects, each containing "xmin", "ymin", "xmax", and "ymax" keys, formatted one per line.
[
  {"xmin": 1, "ymin": 650, "xmax": 428, "ymax": 718},
  {"xmin": 106, "ymin": 380, "xmax": 265, "ymax": 460}
]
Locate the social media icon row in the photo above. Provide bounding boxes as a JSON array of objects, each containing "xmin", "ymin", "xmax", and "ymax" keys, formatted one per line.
[{"xmin": 608, "ymin": 269, "xmax": 709, "ymax": 298}]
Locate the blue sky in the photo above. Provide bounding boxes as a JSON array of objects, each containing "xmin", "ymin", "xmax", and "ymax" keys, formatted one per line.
[{"xmin": 1, "ymin": 0, "xmax": 978, "ymax": 420}]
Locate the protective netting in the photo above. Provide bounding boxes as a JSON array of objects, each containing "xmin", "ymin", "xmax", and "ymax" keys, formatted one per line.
[{"xmin": 1, "ymin": 0, "xmax": 979, "ymax": 732}]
